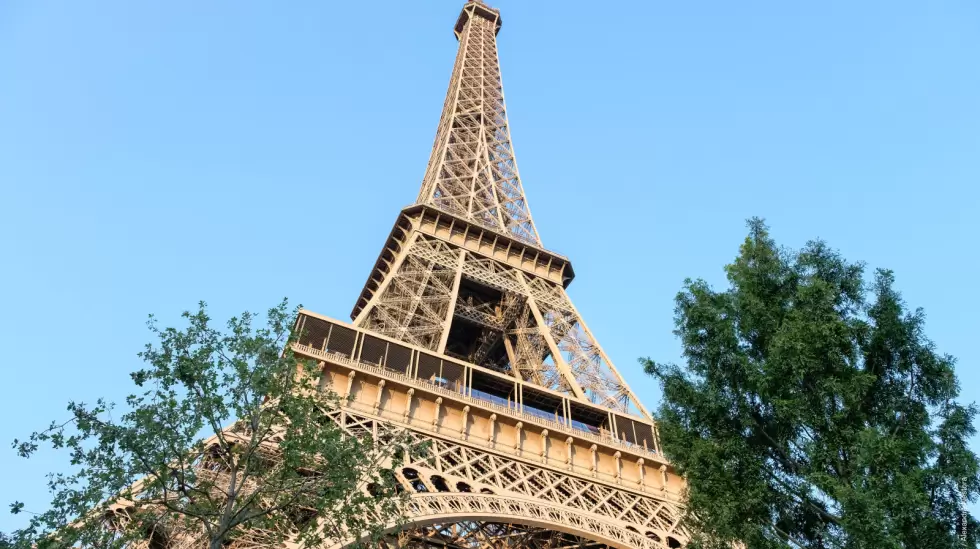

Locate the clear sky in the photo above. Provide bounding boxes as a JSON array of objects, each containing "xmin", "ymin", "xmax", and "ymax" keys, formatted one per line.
[{"xmin": 1, "ymin": 0, "xmax": 978, "ymax": 530}]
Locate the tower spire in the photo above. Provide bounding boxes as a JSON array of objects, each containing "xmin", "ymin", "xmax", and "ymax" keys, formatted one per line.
[
  {"xmin": 415, "ymin": 0, "xmax": 540, "ymax": 246},
  {"xmin": 350, "ymin": 0, "xmax": 650, "ymax": 420}
]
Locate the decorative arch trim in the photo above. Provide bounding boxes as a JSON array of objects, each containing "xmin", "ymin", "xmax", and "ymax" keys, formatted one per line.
[{"xmin": 335, "ymin": 493, "xmax": 673, "ymax": 549}]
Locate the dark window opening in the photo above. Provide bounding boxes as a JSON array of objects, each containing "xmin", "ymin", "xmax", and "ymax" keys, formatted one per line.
[
  {"xmin": 667, "ymin": 536, "xmax": 682, "ymax": 548},
  {"xmin": 296, "ymin": 315, "xmax": 329, "ymax": 349},
  {"xmin": 523, "ymin": 386, "xmax": 564, "ymax": 424},
  {"xmin": 417, "ymin": 354, "xmax": 441, "ymax": 381},
  {"xmin": 569, "ymin": 401, "xmax": 609, "ymax": 436},
  {"xmin": 360, "ymin": 335, "xmax": 386, "ymax": 365},
  {"xmin": 614, "ymin": 415, "xmax": 655, "ymax": 449},
  {"xmin": 456, "ymin": 482, "xmax": 472, "ymax": 492},
  {"xmin": 385, "ymin": 342, "xmax": 412, "ymax": 374},
  {"xmin": 480, "ymin": 488, "xmax": 495, "ymax": 494},
  {"xmin": 430, "ymin": 475, "xmax": 450, "ymax": 492},
  {"xmin": 416, "ymin": 355, "xmax": 465, "ymax": 394},
  {"xmin": 295, "ymin": 316, "xmax": 358, "ymax": 359},
  {"xmin": 471, "ymin": 369, "xmax": 516, "ymax": 409},
  {"xmin": 325, "ymin": 325, "xmax": 357, "ymax": 357},
  {"xmin": 646, "ymin": 532, "xmax": 662, "ymax": 542},
  {"xmin": 440, "ymin": 360, "xmax": 466, "ymax": 393},
  {"xmin": 402, "ymin": 467, "xmax": 427, "ymax": 492}
]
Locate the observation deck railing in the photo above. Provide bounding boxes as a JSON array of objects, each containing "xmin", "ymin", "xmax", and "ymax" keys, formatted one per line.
[{"xmin": 291, "ymin": 310, "xmax": 662, "ymax": 459}]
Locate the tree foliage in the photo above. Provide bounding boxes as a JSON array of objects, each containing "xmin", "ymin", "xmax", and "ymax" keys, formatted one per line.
[
  {"xmin": 6, "ymin": 300, "xmax": 409, "ymax": 549},
  {"xmin": 645, "ymin": 219, "xmax": 979, "ymax": 549}
]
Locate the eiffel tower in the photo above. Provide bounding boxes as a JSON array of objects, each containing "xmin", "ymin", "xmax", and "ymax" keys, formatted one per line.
[{"xmin": 292, "ymin": 1, "xmax": 688, "ymax": 547}]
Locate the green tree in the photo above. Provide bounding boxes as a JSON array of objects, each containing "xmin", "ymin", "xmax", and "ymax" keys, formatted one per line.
[
  {"xmin": 6, "ymin": 300, "xmax": 409, "ymax": 549},
  {"xmin": 645, "ymin": 219, "xmax": 979, "ymax": 549}
]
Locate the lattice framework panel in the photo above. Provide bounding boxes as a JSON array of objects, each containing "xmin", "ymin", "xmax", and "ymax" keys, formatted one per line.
[
  {"xmin": 361, "ymin": 236, "xmax": 461, "ymax": 351},
  {"xmin": 324, "ymin": 406, "xmax": 687, "ymax": 547},
  {"xmin": 416, "ymin": 2, "xmax": 539, "ymax": 246},
  {"xmin": 358, "ymin": 231, "xmax": 646, "ymax": 415}
]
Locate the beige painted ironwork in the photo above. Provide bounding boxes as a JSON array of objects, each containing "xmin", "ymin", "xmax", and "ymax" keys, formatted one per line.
[
  {"xmin": 415, "ymin": 1, "xmax": 540, "ymax": 246},
  {"xmin": 307, "ymin": 359, "xmax": 689, "ymax": 548},
  {"xmin": 352, "ymin": 0, "xmax": 650, "ymax": 419},
  {"xmin": 328, "ymin": 0, "xmax": 686, "ymax": 546},
  {"xmin": 109, "ymin": 1, "xmax": 687, "ymax": 548}
]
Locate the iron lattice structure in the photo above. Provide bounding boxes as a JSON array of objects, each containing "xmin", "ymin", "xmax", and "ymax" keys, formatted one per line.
[
  {"xmin": 109, "ymin": 2, "xmax": 688, "ymax": 548},
  {"xmin": 414, "ymin": 1, "xmax": 539, "ymax": 247},
  {"xmin": 327, "ymin": 1, "xmax": 686, "ymax": 547},
  {"xmin": 352, "ymin": 1, "xmax": 648, "ymax": 419}
]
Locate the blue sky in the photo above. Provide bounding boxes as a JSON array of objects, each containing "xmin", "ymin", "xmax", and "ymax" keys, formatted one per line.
[{"xmin": 1, "ymin": 0, "xmax": 979, "ymax": 529}]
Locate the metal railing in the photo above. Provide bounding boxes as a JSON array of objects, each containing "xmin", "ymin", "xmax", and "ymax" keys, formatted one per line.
[{"xmin": 292, "ymin": 339, "xmax": 661, "ymax": 460}]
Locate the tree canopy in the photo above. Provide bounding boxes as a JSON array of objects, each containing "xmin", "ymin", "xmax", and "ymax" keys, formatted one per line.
[
  {"xmin": 5, "ymin": 300, "xmax": 408, "ymax": 549},
  {"xmin": 645, "ymin": 219, "xmax": 979, "ymax": 549}
]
